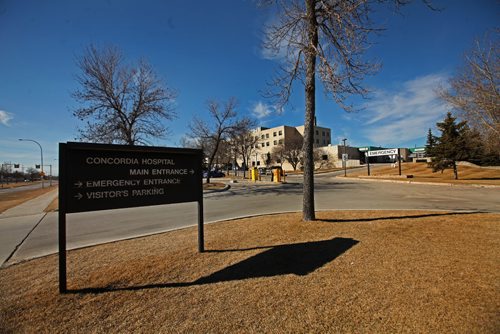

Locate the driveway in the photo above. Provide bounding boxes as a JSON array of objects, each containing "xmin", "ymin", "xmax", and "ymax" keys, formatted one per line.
[{"xmin": 2, "ymin": 173, "xmax": 499, "ymax": 266}]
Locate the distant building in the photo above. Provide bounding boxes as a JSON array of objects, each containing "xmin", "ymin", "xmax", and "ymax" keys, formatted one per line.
[
  {"xmin": 319, "ymin": 145, "xmax": 361, "ymax": 168},
  {"xmin": 408, "ymin": 147, "xmax": 429, "ymax": 162},
  {"xmin": 246, "ymin": 122, "xmax": 332, "ymax": 170}
]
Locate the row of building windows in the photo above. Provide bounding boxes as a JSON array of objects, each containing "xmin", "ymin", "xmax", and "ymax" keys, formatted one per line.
[
  {"xmin": 254, "ymin": 139, "xmax": 284, "ymax": 148},
  {"xmin": 256, "ymin": 130, "xmax": 283, "ymax": 140},
  {"xmin": 254, "ymin": 138, "xmax": 330, "ymax": 148},
  {"xmin": 258, "ymin": 130, "xmax": 330, "ymax": 139}
]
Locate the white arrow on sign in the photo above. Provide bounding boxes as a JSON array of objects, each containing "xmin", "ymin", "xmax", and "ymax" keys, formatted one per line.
[
  {"xmin": 74, "ymin": 181, "xmax": 83, "ymax": 188},
  {"xmin": 74, "ymin": 193, "xmax": 83, "ymax": 200},
  {"xmin": 190, "ymin": 169, "xmax": 195, "ymax": 175}
]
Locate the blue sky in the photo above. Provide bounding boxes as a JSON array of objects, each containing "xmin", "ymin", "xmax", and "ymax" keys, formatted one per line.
[{"xmin": 0, "ymin": 0, "xmax": 497, "ymax": 175}]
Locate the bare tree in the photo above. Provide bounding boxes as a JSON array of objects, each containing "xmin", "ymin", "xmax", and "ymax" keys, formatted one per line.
[
  {"xmin": 439, "ymin": 31, "xmax": 500, "ymax": 157},
  {"xmin": 314, "ymin": 147, "xmax": 328, "ymax": 169},
  {"xmin": 72, "ymin": 45, "xmax": 177, "ymax": 145},
  {"xmin": 261, "ymin": 152, "xmax": 273, "ymax": 168},
  {"xmin": 179, "ymin": 135, "xmax": 201, "ymax": 149},
  {"xmin": 214, "ymin": 139, "xmax": 234, "ymax": 174},
  {"xmin": 280, "ymin": 137, "xmax": 303, "ymax": 171},
  {"xmin": 263, "ymin": 1, "xmax": 379, "ymax": 220},
  {"xmin": 232, "ymin": 129, "xmax": 258, "ymax": 178},
  {"xmin": 190, "ymin": 98, "xmax": 253, "ymax": 183},
  {"xmin": 263, "ymin": 0, "xmax": 433, "ymax": 220},
  {"xmin": 271, "ymin": 145, "xmax": 285, "ymax": 168}
]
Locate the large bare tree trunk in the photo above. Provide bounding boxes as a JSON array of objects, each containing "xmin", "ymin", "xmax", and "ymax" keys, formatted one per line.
[{"xmin": 302, "ymin": 0, "xmax": 318, "ymax": 221}]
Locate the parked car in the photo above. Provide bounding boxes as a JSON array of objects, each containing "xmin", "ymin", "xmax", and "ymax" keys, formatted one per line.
[
  {"xmin": 203, "ymin": 170, "xmax": 225, "ymax": 178},
  {"xmin": 258, "ymin": 167, "xmax": 270, "ymax": 175}
]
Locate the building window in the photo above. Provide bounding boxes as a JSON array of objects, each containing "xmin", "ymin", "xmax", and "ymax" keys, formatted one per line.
[
  {"xmin": 266, "ymin": 133, "xmax": 269, "ymax": 138},
  {"xmin": 279, "ymin": 139, "xmax": 283, "ymax": 144},
  {"xmin": 322, "ymin": 131, "xmax": 325, "ymax": 136},
  {"xmin": 323, "ymin": 140, "xmax": 326, "ymax": 145},
  {"xmin": 261, "ymin": 143, "xmax": 265, "ymax": 147},
  {"xmin": 257, "ymin": 161, "xmax": 261, "ymax": 166},
  {"xmin": 273, "ymin": 132, "xmax": 277, "ymax": 137},
  {"xmin": 266, "ymin": 142, "xmax": 270, "ymax": 146},
  {"xmin": 316, "ymin": 139, "xmax": 319, "ymax": 144},
  {"xmin": 273, "ymin": 140, "xmax": 277, "ymax": 145},
  {"xmin": 261, "ymin": 135, "xmax": 265, "ymax": 139},
  {"xmin": 279, "ymin": 130, "xmax": 282, "ymax": 135},
  {"xmin": 316, "ymin": 130, "xmax": 319, "ymax": 135}
]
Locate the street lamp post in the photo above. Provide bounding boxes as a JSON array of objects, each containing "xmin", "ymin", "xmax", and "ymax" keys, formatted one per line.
[
  {"xmin": 19, "ymin": 139, "xmax": 44, "ymax": 189},
  {"xmin": 342, "ymin": 138, "xmax": 347, "ymax": 177}
]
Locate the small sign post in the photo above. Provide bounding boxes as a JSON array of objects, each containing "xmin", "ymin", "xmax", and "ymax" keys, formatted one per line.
[
  {"xmin": 58, "ymin": 142, "xmax": 203, "ymax": 293},
  {"xmin": 398, "ymin": 148, "xmax": 402, "ymax": 176}
]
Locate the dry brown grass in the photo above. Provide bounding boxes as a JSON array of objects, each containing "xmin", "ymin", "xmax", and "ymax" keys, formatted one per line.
[
  {"xmin": 349, "ymin": 163, "xmax": 500, "ymax": 186},
  {"xmin": 44, "ymin": 196, "xmax": 59, "ymax": 212},
  {"xmin": 0, "ymin": 184, "xmax": 58, "ymax": 213},
  {"xmin": 1, "ymin": 210, "xmax": 499, "ymax": 333},
  {"xmin": 0, "ymin": 181, "xmax": 41, "ymax": 189}
]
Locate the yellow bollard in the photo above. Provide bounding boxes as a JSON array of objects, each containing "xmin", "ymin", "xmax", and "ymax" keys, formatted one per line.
[
  {"xmin": 251, "ymin": 167, "xmax": 260, "ymax": 182},
  {"xmin": 273, "ymin": 168, "xmax": 281, "ymax": 183}
]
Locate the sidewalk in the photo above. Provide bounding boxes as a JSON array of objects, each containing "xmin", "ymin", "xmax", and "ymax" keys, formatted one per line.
[
  {"xmin": 0, "ymin": 189, "xmax": 58, "ymax": 266},
  {"xmin": 1, "ymin": 188, "xmax": 58, "ymax": 219}
]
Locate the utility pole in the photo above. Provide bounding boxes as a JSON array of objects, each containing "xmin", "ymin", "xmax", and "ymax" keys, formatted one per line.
[{"xmin": 19, "ymin": 139, "xmax": 44, "ymax": 188}]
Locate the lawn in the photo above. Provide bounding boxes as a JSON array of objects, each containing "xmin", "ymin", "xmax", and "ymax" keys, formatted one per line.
[
  {"xmin": 0, "ymin": 184, "xmax": 58, "ymax": 213},
  {"xmin": 1, "ymin": 210, "xmax": 498, "ymax": 333},
  {"xmin": 348, "ymin": 163, "xmax": 500, "ymax": 186}
]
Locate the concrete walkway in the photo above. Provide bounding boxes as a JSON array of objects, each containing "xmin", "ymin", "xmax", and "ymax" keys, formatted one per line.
[{"xmin": 0, "ymin": 189, "xmax": 58, "ymax": 266}]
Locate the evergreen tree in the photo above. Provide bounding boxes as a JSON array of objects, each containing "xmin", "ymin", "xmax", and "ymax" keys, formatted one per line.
[
  {"xmin": 429, "ymin": 112, "xmax": 470, "ymax": 179},
  {"xmin": 425, "ymin": 128, "xmax": 437, "ymax": 157}
]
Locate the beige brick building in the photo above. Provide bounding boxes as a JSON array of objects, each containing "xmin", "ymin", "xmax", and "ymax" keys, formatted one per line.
[{"xmin": 247, "ymin": 124, "xmax": 332, "ymax": 170}]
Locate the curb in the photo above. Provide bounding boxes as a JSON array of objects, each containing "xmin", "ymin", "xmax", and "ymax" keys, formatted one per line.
[
  {"xmin": 340, "ymin": 176, "xmax": 500, "ymax": 189},
  {"xmin": 203, "ymin": 184, "xmax": 231, "ymax": 194}
]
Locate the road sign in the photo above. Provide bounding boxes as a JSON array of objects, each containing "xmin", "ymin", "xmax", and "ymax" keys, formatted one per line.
[
  {"xmin": 366, "ymin": 148, "xmax": 398, "ymax": 157},
  {"xmin": 58, "ymin": 142, "xmax": 204, "ymax": 293},
  {"xmin": 60, "ymin": 142, "xmax": 203, "ymax": 213},
  {"xmin": 342, "ymin": 154, "xmax": 348, "ymax": 161}
]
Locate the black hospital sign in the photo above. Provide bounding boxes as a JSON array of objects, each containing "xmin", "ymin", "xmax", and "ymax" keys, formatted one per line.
[
  {"xmin": 60, "ymin": 142, "xmax": 202, "ymax": 213},
  {"xmin": 58, "ymin": 142, "xmax": 205, "ymax": 293}
]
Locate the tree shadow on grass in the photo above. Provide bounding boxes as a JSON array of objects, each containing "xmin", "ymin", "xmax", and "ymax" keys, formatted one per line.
[
  {"xmin": 68, "ymin": 237, "xmax": 358, "ymax": 294},
  {"xmin": 320, "ymin": 211, "xmax": 483, "ymax": 223}
]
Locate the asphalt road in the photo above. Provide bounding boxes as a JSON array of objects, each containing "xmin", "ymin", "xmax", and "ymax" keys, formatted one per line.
[{"xmin": 2, "ymin": 173, "xmax": 499, "ymax": 266}]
